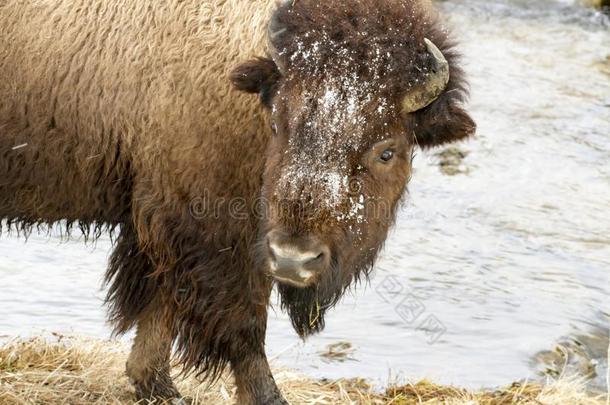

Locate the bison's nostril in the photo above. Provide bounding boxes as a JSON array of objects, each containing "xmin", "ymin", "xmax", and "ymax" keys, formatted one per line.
[
  {"xmin": 304, "ymin": 251, "xmax": 325, "ymax": 267},
  {"xmin": 266, "ymin": 233, "xmax": 329, "ymax": 277},
  {"xmin": 268, "ymin": 244, "xmax": 322, "ymax": 268}
]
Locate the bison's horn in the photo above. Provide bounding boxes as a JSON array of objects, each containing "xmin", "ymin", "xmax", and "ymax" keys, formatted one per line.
[
  {"xmin": 267, "ymin": 19, "xmax": 288, "ymax": 73},
  {"xmin": 402, "ymin": 38, "xmax": 450, "ymax": 113}
]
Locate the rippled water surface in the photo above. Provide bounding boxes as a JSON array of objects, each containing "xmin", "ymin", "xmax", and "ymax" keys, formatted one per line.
[{"xmin": 1, "ymin": 0, "xmax": 609, "ymax": 392}]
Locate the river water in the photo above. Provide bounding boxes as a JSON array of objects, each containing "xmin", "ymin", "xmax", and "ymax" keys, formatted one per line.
[{"xmin": 1, "ymin": 0, "xmax": 609, "ymax": 393}]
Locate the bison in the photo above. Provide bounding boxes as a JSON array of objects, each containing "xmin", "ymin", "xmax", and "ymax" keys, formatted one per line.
[{"xmin": 0, "ymin": 0, "xmax": 475, "ymax": 403}]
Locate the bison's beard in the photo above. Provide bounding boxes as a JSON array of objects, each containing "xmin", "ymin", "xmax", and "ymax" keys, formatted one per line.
[
  {"xmin": 278, "ymin": 257, "xmax": 375, "ymax": 338},
  {"xmin": 278, "ymin": 283, "xmax": 335, "ymax": 337}
]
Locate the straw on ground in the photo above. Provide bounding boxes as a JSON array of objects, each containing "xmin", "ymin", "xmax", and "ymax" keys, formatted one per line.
[{"xmin": 0, "ymin": 335, "xmax": 606, "ymax": 405}]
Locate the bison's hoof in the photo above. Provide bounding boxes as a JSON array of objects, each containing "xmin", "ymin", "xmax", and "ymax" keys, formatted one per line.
[
  {"xmin": 257, "ymin": 393, "xmax": 289, "ymax": 405},
  {"xmin": 132, "ymin": 380, "xmax": 186, "ymax": 404}
]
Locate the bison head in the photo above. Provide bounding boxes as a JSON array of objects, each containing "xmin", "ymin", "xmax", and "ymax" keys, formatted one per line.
[{"xmin": 231, "ymin": 0, "xmax": 475, "ymax": 337}]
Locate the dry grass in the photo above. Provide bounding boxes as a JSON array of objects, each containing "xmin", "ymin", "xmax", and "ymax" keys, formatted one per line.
[{"xmin": 0, "ymin": 335, "xmax": 607, "ymax": 405}]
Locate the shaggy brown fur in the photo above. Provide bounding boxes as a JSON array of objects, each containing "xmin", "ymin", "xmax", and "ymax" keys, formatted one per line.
[{"xmin": 0, "ymin": 0, "xmax": 474, "ymax": 404}]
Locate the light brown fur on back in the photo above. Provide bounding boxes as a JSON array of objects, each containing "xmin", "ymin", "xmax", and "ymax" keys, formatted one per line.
[{"xmin": 0, "ymin": 0, "xmax": 275, "ymax": 242}]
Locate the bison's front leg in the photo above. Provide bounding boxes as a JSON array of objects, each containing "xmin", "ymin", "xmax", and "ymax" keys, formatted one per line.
[
  {"xmin": 222, "ymin": 303, "xmax": 287, "ymax": 405},
  {"xmin": 231, "ymin": 351, "xmax": 288, "ymax": 405},
  {"xmin": 126, "ymin": 306, "xmax": 184, "ymax": 402}
]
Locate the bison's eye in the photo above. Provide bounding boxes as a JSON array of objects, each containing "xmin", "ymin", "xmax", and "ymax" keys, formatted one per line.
[
  {"xmin": 379, "ymin": 149, "xmax": 394, "ymax": 163},
  {"xmin": 366, "ymin": 139, "xmax": 399, "ymax": 169}
]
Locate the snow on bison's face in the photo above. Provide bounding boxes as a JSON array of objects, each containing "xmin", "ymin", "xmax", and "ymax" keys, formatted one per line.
[{"xmin": 231, "ymin": 0, "xmax": 475, "ymax": 336}]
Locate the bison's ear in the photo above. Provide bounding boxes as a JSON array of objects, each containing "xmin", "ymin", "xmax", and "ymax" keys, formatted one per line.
[
  {"xmin": 230, "ymin": 57, "xmax": 281, "ymax": 108},
  {"xmin": 413, "ymin": 102, "xmax": 476, "ymax": 148}
]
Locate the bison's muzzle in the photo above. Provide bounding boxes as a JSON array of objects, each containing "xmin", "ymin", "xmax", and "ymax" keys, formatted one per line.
[{"xmin": 266, "ymin": 230, "xmax": 331, "ymax": 287}]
